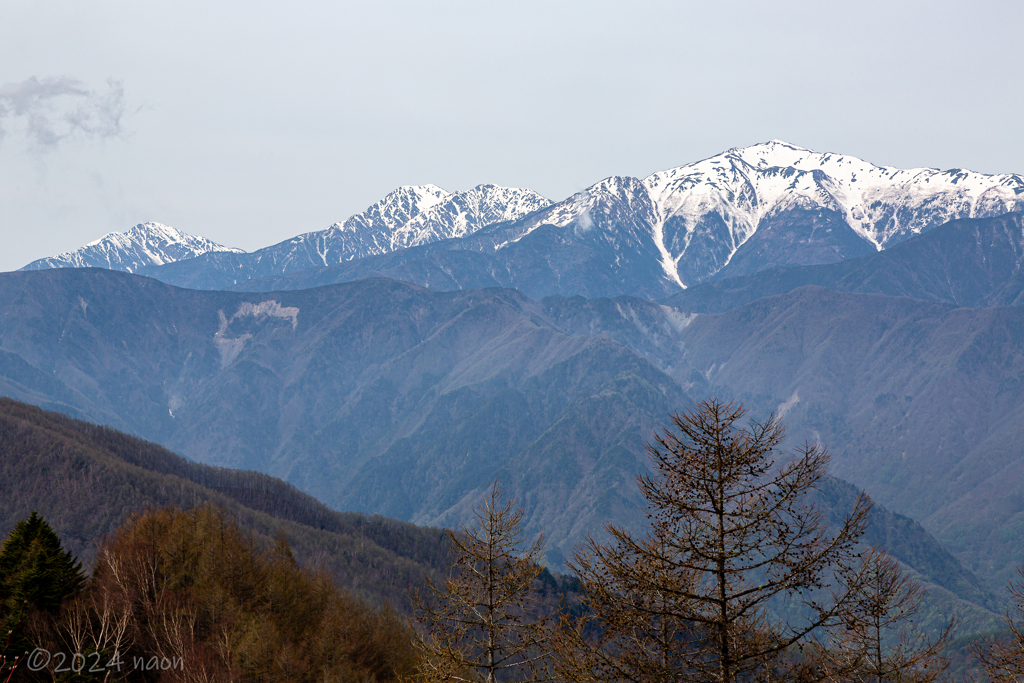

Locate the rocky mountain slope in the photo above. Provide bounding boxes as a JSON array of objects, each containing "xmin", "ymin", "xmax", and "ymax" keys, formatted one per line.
[
  {"xmin": 21, "ymin": 222, "xmax": 244, "ymax": 272},
  {"xmin": 221, "ymin": 142, "xmax": 1024, "ymax": 299},
  {"xmin": 1, "ymin": 269, "xmax": 1023, "ymax": 597},
  {"xmin": 127, "ymin": 184, "xmax": 551, "ymax": 289},
  {"xmin": 663, "ymin": 211, "xmax": 1024, "ymax": 313}
]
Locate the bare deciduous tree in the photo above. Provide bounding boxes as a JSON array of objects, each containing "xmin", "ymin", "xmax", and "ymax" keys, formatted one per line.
[
  {"xmin": 58, "ymin": 554, "xmax": 137, "ymax": 682},
  {"xmin": 556, "ymin": 526, "xmax": 707, "ymax": 683},
  {"xmin": 412, "ymin": 481, "xmax": 552, "ymax": 683},
  {"xmin": 973, "ymin": 565, "xmax": 1024, "ymax": 682},
  {"xmin": 815, "ymin": 548, "xmax": 954, "ymax": 682},
  {"xmin": 560, "ymin": 399, "xmax": 871, "ymax": 683}
]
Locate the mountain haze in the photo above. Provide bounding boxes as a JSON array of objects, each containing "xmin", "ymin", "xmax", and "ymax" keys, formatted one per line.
[
  {"xmin": 0, "ymin": 397, "xmax": 451, "ymax": 609},
  {"xmin": 0, "ymin": 396, "xmax": 1000, "ymax": 633},
  {"xmin": 0, "ymin": 269, "xmax": 687, "ymax": 565},
  {"xmin": 1, "ymin": 269, "xmax": 1024, "ymax": 595}
]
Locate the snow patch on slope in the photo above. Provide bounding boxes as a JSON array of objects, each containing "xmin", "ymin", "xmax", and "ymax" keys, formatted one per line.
[
  {"xmin": 510, "ymin": 140, "xmax": 1023, "ymax": 289},
  {"xmin": 778, "ymin": 389, "xmax": 800, "ymax": 417},
  {"xmin": 266, "ymin": 184, "xmax": 551, "ymax": 268}
]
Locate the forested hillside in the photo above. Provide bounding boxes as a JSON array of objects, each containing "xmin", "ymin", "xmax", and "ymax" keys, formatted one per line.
[
  {"xmin": 0, "ymin": 397, "xmax": 451, "ymax": 609},
  {"xmin": 0, "ymin": 397, "xmax": 1005, "ymax": 639}
]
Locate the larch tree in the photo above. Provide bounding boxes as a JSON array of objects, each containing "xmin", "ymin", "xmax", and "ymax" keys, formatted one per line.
[
  {"xmin": 815, "ymin": 548, "xmax": 954, "ymax": 682},
  {"xmin": 560, "ymin": 399, "xmax": 872, "ymax": 683},
  {"xmin": 972, "ymin": 565, "xmax": 1024, "ymax": 682},
  {"xmin": 556, "ymin": 525, "xmax": 707, "ymax": 683},
  {"xmin": 412, "ymin": 481, "xmax": 553, "ymax": 683}
]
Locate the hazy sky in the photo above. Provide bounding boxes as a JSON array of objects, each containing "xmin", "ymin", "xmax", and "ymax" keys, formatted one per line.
[{"xmin": 1, "ymin": 0, "xmax": 1021, "ymax": 271}]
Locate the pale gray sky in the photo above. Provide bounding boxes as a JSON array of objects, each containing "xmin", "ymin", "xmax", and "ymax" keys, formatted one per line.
[{"xmin": 1, "ymin": 0, "xmax": 1021, "ymax": 272}]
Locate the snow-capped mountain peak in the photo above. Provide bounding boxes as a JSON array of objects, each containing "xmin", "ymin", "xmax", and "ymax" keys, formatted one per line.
[
  {"xmin": 147, "ymin": 183, "xmax": 555, "ymax": 286},
  {"xmin": 504, "ymin": 141, "xmax": 1023, "ymax": 290},
  {"xmin": 336, "ymin": 184, "xmax": 452, "ymax": 236},
  {"xmin": 392, "ymin": 183, "xmax": 551, "ymax": 249},
  {"xmin": 21, "ymin": 222, "xmax": 245, "ymax": 273},
  {"xmin": 660, "ymin": 140, "xmax": 1024, "ymax": 250},
  {"xmin": 296, "ymin": 183, "xmax": 551, "ymax": 264},
  {"xmin": 22, "ymin": 143, "xmax": 1021, "ymax": 298},
  {"xmin": 642, "ymin": 141, "xmax": 1022, "ymax": 285}
]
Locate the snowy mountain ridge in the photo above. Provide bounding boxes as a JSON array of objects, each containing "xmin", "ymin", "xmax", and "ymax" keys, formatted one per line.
[
  {"xmin": 21, "ymin": 223, "xmax": 245, "ymax": 273},
  {"xmin": 509, "ymin": 140, "xmax": 1024, "ymax": 287},
  {"xmin": 19, "ymin": 142, "xmax": 1023, "ymax": 294},
  {"xmin": 19, "ymin": 185, "xmax": 550, "ymax": 283},
  {"xmin": 285, "ymin": 183, "xmax": 552, "ymax": 266},
  {"xmin": 648, "ymin": 139, "xmax": 1023, "ymax": 247},
  {"xmin": 210, "ymin": 184, "xmax": 551, "ymax": 284}
]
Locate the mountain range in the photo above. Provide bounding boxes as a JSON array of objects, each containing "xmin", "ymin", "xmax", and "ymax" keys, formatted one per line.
[
  {"xmin": 8, "ymin": 141, "xmax": 1024, "ymax": 634},
  {"xmin": 22, "ymin": 141, "xmax": 1024, "ymax": 300},
  {"xmin": 23, "ymin": 184, "xmax": 549, "ymax": 289},
  {"xmin": 0, "ymin": 395, "xmax": 999, "ymax": 635},
  {"xmin": 1, "ymin": 268, "xmax": 1024, "ymax": 597}
]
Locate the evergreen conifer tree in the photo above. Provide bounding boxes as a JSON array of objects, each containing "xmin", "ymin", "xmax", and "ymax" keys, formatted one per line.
[
  {"xmin": 0, "ymin": 511, "xmax": 85, "ymax": 669},
  {"xmin": 0, "ymin": 512, "xmax": 85, "ymax": 617}
]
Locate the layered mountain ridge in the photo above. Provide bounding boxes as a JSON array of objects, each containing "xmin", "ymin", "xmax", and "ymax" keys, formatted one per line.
[
  {"xmin": 243, "ymin": 182, "xmax": 552, "ymax": 271},
  {"xmin": 0, "ymin": 394, "xmax": 1000, "ymax": 633},
  {"xmin": 156, "ymin": 141, "xmax": 1024, "ymax": 296},
  {"xmin": 22, "ymin": 142, "xmax": 1022, "ymax": 299},
  {"xmin": 468, "ymin": 140, "xmax": 1024, "ymax": 289},
  {"xmin": 20, "ymin": 184, "xmax": 552, "ymax": 290},
  {"xmin": 2, "ymin": 269, "xmax": 1024, "ymax": 596}
]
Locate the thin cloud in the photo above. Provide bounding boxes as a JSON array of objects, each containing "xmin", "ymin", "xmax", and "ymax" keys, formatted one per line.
[{"xmin": 0, "ymin": 76, "xmax": 126, "ymax": 149}]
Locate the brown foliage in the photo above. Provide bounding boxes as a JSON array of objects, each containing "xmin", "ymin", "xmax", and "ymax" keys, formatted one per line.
[
  {"xmin": 814, "ymin": 548, "xmax": 954, "ymax": 682},
  {"xmin": 557, "ymin": 399, "xmax": 871, "ymax": 683},
  {"xmin": 0, "ymin": 397, "xmax": 452, "ymax": 614},
  {"xmin": 55, "ymin": 505, "xmax": 419, "ymax": 683},
  {"xmin": 972, "ymin": 565, "xmax": 1024, "ymax": 682},
  {"xmin": 412, "ymin": 482, "xmax": 553, "ymax": 683}
]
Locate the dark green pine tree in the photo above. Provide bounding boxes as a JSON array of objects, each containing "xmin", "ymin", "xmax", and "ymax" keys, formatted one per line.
[{"xmin": 0, "ymin": 511, "xmax": 86, "ymax": 663}]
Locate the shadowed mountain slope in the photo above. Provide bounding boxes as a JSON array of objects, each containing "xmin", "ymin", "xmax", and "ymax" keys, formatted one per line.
[
  {"xmin": 0, "ymin": 397, "xmax": 450, "ymax": 609},
  {"xmin": 0, "ymin": 269, "xmax": 690, "ymax": 564},
  {"xmin": 663, "ymin": 212, "xmax": 1024, "ymax": 313},
  {"xmin": 665, "ymin": 287, "xmax": 1024, "ymax": 590},
  {"xmin": 229, "ymin": 210, "xmax": 1024, "ymax": 307},
  {"xmin": 0, "ymin": 396, "xmax": 1002, "ymax": 633},
  {"xmin": 0, "ymin": 270, "xmax": 1022, "ymax": 599}
]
